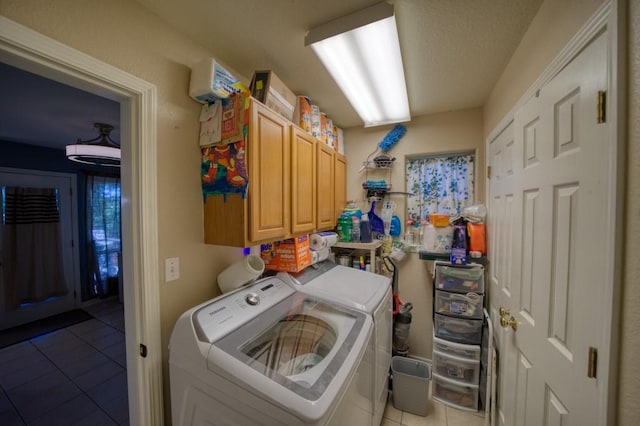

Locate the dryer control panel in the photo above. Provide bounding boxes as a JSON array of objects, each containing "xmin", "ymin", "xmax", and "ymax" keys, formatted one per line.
[{"xmin": 193, "ymin": 277, "xmax": 295, "ymax": 343}]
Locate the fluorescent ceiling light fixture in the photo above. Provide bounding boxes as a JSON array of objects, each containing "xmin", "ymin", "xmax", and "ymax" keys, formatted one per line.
[
  {"xmin": 66, "ymin": 123, "xmax": 120, "ymax": 167},
  {"xmin": 305, "ymin": 2, "xmax": 410, "ymax": 127}
]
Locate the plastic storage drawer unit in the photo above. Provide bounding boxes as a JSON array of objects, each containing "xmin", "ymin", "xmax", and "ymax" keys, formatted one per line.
[
  {"xmin": 435, "ymin": 290, "xmax": 484, "ymax": 319},
  {"xmin": 434, "ymin": 313, "xmax": 482, "ymax": 345},
  {"xmin": 432, "ymin": 373, "xmax": 479, "ymax": 412},
  {"xmin": 432, "ymin": 350, "xmax": 480, "ymax": 385},
  {"xmin": 435, "ymin": 265, "xmax": 484, "ymax": 294},
  {"xmin": 433, "ymin": 334, "xmax": 481, "ymax": 360}
]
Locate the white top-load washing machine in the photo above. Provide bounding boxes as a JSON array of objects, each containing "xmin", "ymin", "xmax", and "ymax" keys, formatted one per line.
[
  {"xmin": 170, "ymin": 276, "xmax": 374, "ymax": 426},
  {"xmin": 277, "ymin": 261, "xmax": 392, "ymax": 426}
]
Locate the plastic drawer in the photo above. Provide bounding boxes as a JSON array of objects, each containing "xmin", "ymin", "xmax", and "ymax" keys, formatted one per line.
[
  {"xmin": 433, "ymin": 334, "xmax": 481, "ymax": 361},
  {"xmin": 479, "ymin": 363, "xmax": 487, "ymax": 410},
  {"xmin": 432, "ymin": 373, "xmax": 479, "ymax": 412},
  {"xmin": 432, "ymin": 350, "xmax": 480, "ymax": 385},
  {"xmin": 435, "ymin": 290, "xmax": 484, "ymax": 319},
  {"xmin": 434, "ymin": 314, "xmax": 482, "ymax": 345},
  {"xmin": 481, "ymin": 320, "xmax": 489, "ymax": 369},
  {"xmin": 435, "ymin": 265, "xmax": 484, "ymax": 294}
]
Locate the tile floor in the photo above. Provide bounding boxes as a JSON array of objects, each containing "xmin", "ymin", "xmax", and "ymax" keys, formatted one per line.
[
  {"xmin": 0, "ymin": 304, "xmax": 128, "ymax": 425},
  {"xmin": 382, "ymin": 391, "xmax": 486, "ymax": 426},
  {"xmin": 1, "ymin": 300, "xmax": 486, "ymax": 426}
]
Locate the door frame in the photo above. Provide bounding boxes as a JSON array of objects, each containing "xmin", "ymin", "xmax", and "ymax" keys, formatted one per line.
[
  {"xmin": 484, "ymin": 1, "xmax": 625, "ymax": 424},
  {"xmin": 0, "ymin": 17, "xmax": 163, "ymax": 426}
]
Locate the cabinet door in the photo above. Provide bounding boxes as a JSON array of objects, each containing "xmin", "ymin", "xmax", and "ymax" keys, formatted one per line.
[
  {"xmin": 291, "ymin": 126, "xmax": 317, "ymax": 234},
  {"xmin": 316, "ymin": 142, "xmax": 335, "ymax": 230},
  {"xmin": 248, "ymin": 100, "xmax": 290, "ymax": 242},
  {"xmin": 334, "ymin": 153, "xmax": 347, "ymax": 220}
]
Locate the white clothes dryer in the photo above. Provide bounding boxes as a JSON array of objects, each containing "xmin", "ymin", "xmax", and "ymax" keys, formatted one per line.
[
  {"xmin": 277, "ymin": 261, "xmax": 393, "ymax": 426},
  {"xmin": 169, "ymin": 277, "xmax": 374, "ymax": 426}
]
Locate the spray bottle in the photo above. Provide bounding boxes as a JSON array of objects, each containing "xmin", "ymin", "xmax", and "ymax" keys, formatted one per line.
[{"xmin": 381, "ymin": 201, "xmax": 394, "ymax": 236}]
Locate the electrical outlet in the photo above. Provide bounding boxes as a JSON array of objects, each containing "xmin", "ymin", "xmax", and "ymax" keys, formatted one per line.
[{"xmin": 165, "ymin": 257, "xmax": 180, "ymax": 282}]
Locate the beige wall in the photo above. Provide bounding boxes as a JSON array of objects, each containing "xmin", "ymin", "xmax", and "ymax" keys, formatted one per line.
[
  {"xmin": 618, "ymin": 0, "xmax": 640, "ymax": 424},
  {"xmin": 484, "ymin": 0, "xmax": 639, "ymax": 423},
  {"xmin": 0, "ymin": 0, "xmax": 251, "ymax": 420},
  {"xmin": 343, "ymin": 108, "xmax": 485, "ymax": 358},
  {"xmin": 484, "ymin": 0, "xmax": 604, "ymax": 134}
]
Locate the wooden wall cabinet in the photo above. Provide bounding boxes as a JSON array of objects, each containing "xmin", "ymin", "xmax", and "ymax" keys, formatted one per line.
[
  {"xmin": 316, "ymin": 142, "xmax": 335, "ymax": 230},
  {"xmin": 334, "ymin": 152, "xmax": 347, "ymax": 220},
  {"xmin": 290, "ymin": 126, "xmax": 317, "ymax": 234},
  {"xmin": 204, "ymin": 99, "xmax": 290, "ymax": 246},
  {"xmin": 204, "ymin": 98, "xmax": 345, "ymax": 246}
]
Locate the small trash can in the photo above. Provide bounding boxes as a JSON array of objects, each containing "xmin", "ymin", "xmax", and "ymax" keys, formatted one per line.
[{"xmin": 391, "ymin": 356, "xmax": 431, "ymax": 416}]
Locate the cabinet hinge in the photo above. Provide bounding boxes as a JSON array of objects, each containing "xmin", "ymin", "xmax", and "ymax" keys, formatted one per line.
[
  {"xmin": 487, "ymin": 166, "xmax": 492, "ymax": 179},
  {"xmin": 140, "ymin": 344, "xmax": 148, "ymax": 358},
  {"xmin": 597, "ymin": 91, "xmax": 606, "ymax": 123},
  {"xmin": 587, "ymin": 347, "xmax": 598, "ymax": 378}
]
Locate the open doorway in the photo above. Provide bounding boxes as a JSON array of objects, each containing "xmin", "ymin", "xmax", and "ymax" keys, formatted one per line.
[{"xmin": 0, "ymin": 16, "xmax": 163, "ymax": 425}]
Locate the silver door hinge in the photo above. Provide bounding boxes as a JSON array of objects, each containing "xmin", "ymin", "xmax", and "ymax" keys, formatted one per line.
[
  {"xmin": 597, "ymin": 91, "xmax": 606, "ymax": 123},
  {"xmin": 487, "ymin": 166, "xmax": 492, "ymax": 179},
  {"xmin": 588, "ymin": 347, "xmax": 598, "ymax": 378}
]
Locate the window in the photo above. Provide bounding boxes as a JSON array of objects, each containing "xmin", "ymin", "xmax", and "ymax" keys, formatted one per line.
[
  {"xmin": 86, "ymin": 174, "xmax": 121, "ymax": 297},
  {"xmin": 406, "ymin": 152, "xmax": 475, "ymax": 223}
]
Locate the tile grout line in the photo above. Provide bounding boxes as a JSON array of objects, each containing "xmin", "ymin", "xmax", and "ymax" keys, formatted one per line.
[
  {"xmin": 0, "ymin": 347, "xmax": 28, "ymax": 425},
  {"xmin": 62, "ymin": 321, "xmax": 128, "ymax": 424},
  {"xmin": 3, "ymin": 323, "xmax": 126, "ymax": 425},
  {"xmin": 27, "ymin": 333, "xmax": 123, "ymax": 426}
]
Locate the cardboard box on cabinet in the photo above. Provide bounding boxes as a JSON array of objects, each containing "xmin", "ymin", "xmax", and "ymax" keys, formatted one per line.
[{"xmin": 250, "ymin": 70, "xmax": 296, "ymax": 122}]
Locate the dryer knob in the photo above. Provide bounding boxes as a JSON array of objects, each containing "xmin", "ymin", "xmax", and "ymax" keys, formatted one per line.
[{"xmin": 245, "ymin": 293, "xmax": 260, "ymax": 306}]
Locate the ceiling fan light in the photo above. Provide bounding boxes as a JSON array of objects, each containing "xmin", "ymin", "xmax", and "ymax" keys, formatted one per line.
[
  {"xmin": 65, "ymin": 144, "xmax": 121, "ymax": 167},
  {"xmin": 66, "ymin": 122, "xmax": 121, "ymax": 167}
]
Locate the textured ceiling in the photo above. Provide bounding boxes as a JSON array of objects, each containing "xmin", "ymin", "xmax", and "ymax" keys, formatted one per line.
[
  {"xmin": 0, "ymin": 0, "xmax": 542, "ymax": 149},
  {"xmin": 135, "ymin": 0, "xmax": 543, "ymax": 127}
]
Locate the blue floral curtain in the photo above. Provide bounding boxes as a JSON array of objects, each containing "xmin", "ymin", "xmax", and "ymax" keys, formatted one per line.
[{"xmin": 406, "ymin": 153, "xmax": 475, "ymax": 222}]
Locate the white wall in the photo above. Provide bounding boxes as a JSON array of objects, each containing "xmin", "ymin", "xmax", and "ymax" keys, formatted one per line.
[{"xmin": 344, "ymin": 108, "xmax": 484, "ymax": 358}]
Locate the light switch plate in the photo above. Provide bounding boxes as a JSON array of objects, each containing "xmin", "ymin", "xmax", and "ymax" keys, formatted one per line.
[{"xmin": 165, "ymin": 257, "xmax": 180, "ymax": 282}]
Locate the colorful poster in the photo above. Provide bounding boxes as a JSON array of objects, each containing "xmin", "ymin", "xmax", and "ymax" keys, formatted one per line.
[{"xmin": 201, "ymin": 140, "xmax": 248, "ymax": 199}]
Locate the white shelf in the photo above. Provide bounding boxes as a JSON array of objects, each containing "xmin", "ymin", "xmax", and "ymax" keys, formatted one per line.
[
  {"xmin": 333, "ymin": 240, "xmax": 382, "ymax": 250},
  {"xmin": 333, "ymin": 240, "xmax": 383, "ymax": 274}
]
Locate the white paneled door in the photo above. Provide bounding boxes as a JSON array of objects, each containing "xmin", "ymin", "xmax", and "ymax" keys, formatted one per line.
[
  {"xmin": 489, "ymin": 29, "xmax": 610, "ymax": 426},
  {"xmin": 0, "ymin": 168, "xmax": 79, "ymax": 329}
]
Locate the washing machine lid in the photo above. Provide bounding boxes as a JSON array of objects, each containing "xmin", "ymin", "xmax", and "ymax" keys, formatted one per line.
[
  {"xmin": 198, "ymin": 279, "xmax": 372, "ymax": 422},
  {"xmin": 278, "ymin": 262, "xmax": 391, "ymax": 314}
]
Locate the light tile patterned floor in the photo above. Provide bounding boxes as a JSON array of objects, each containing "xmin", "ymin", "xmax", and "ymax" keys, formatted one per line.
[
  {"xmin": 383, "ymin": 390, "xmax": 486, "ymax": 426},
  {"xmin": 0, "ymin": 309, "xmax": 128, "ymax": 425}
]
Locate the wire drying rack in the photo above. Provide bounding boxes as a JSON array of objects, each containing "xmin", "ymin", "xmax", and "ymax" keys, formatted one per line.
[{"xmin": 362, "ymin": 157, "xmax": 393, "ymax": 201}]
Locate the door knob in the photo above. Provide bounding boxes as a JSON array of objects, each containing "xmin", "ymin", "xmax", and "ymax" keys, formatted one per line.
[
  {"xmin": 500, "ymin": 316, "xmax": 518, "ymax": 331},
  {"xmin": 499, "ymin": 307, "xmax": 510, "ymax": 318}
]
